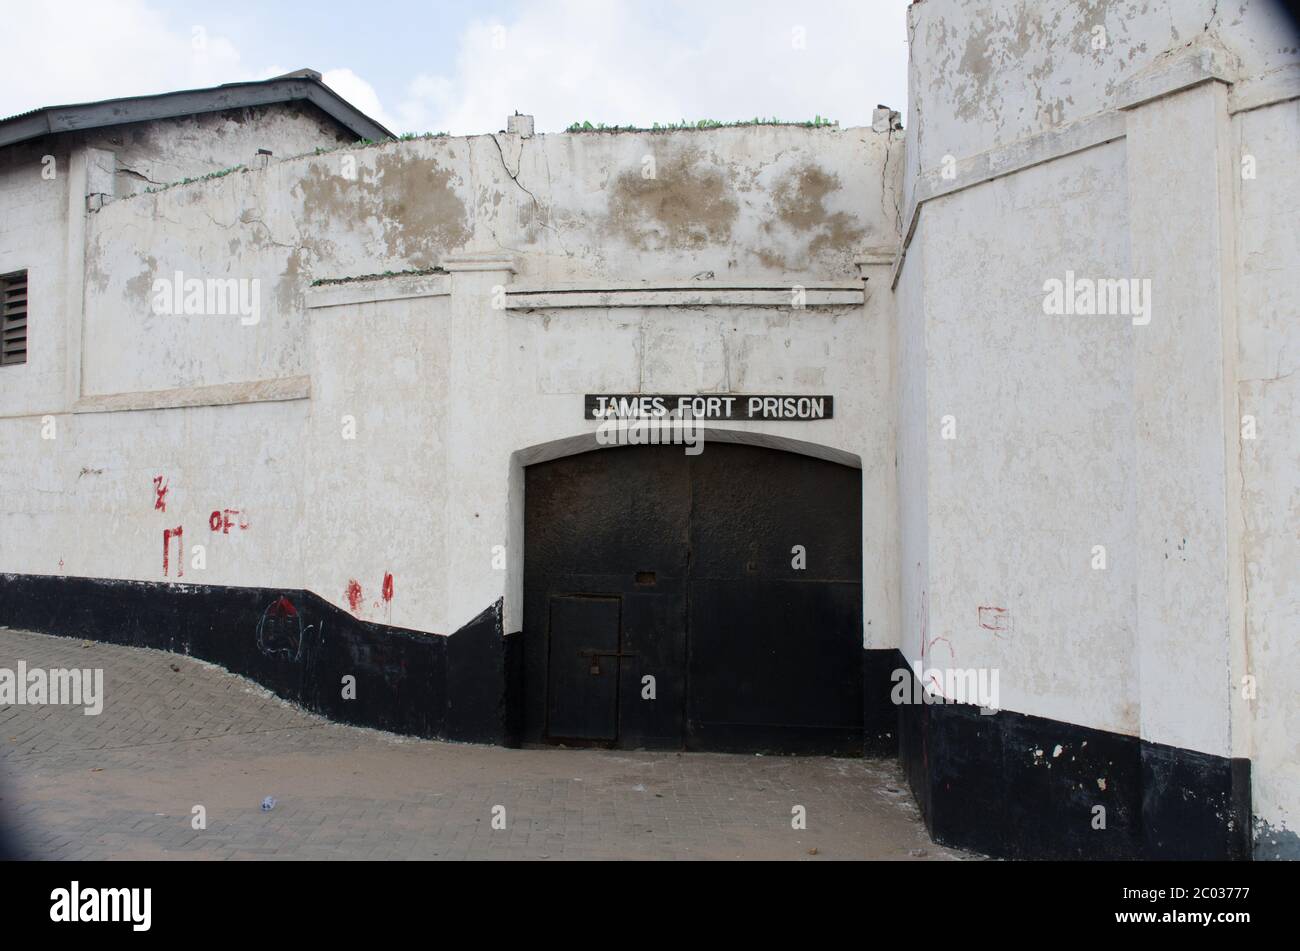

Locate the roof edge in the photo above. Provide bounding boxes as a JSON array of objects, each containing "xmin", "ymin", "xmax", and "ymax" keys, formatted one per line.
[{"xmin": 0, "ymin": 72, "xmax": 394, "ymax": 150}]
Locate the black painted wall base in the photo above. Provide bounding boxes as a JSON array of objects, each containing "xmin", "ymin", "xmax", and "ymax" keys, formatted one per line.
[
  {"xmin": 890, "ymin": 651, "xmax": 1252, "ymax": 861},
  {"xmin": 0, "ymin": 573, "xmax": 517, "ymax": 746},
  {"xmin": 863, "ymin": 648, "xmax": 901, "ymax": 757},
  {"xmin": 0, "ymin": 575, "xmax": 1255, "ymax": 860}
]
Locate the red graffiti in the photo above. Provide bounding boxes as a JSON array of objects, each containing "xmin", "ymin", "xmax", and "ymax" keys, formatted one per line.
[
  {"xmin": 153, "ymin": 476, "xmax": 168, "ymax": 512},
  {"xmin": 979, "ymin": 606, "xmax": 1010, "ymax": 634},
  {"xmin": 382, "ymin": 572, "xmax": 394, "ymax": 603},
  {"xmin": 269, "ymin": 595, "xmax": 297, "ymax": 618},
  {"xmin": 927, "ymin": 635, "xmax": 955, "ymax": 660},
  {"xmin": 924, "ymin": 635, "xmax": 954, "ymax": 697},
  {"xmin": 163, "ymin": 526, "xmax": 184, "ymax": 578},
  {"xmin": 345, "ymin": 580, "xmax": 363, "ymax": 612},
  {"xmin": 209, "ymin": 509, "xmax": 250, "ymax": 534}
]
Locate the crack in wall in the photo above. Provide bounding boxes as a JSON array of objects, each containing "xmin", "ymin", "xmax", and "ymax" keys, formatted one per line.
[
  {"xmin": 488, "ymin": 133, "xmax": 565, "ymax": 249},
  {"xmin": 881, "ymin": 128, "xmax": 903, "ymax": 233},
  {"xmin": 117, "ymin": 166, "xmax": 166, "ymax": 187}
]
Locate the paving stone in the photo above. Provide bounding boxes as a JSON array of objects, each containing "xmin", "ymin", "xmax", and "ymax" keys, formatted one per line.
[{"xmin": 0, "ymin": 629, "xmax": 976, "ymax": 860}]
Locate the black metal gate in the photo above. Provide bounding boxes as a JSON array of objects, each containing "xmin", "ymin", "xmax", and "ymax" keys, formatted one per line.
[{"xmin": 522, "ymin": 442, "xmax": 863, "ymax": 754}]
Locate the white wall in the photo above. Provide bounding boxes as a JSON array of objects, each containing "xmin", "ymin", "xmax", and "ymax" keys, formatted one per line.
[
  {"xmin": 919, "ymin": 142, "xmax": 1137, "ymax": 734},
  {"xmin": 894, "ymin": 227, "xmax": 929, "ymax": 666},
  {"xmin": 0, "ymin": 399, "xmax": 308, "ymax": 588},
  {"xmin": 76, "ymin": 125, "xmax": 892, "ymax": 395},
  {"xmin": 302, "ymin": 287, "xmax": 451, "ymax": 631},
  {"xmin": 1234, "ymin": 95, "xmax": 1300, "ymax": 854},
  {"xmin": 2, "ymin": 121, "xmax": 900, "ymax": 644},
  {"xmin": 0, "ymin": 140, "xmax": 71, "ymax": 418},
  {"xmin": 3, "ymin": 0, "xmax": 1292, "ymax": 854},
  {"xmin": 81, "ymin": 103, "xmax": 355, "ymax": 198},
  {"xmin": 0, "ymin": 104, "xmax": 371, "ymax": 596},
  {"xmin": 906, "ymin": 0, "xmax": 1296, "ymax": 172},
  {"xmin": 900, "ymin": 0, "xmax": 1299, "ymax": 856},
  {"xmin": 301, "ymin": 276, "xmax": 893, "ymax": 640}
]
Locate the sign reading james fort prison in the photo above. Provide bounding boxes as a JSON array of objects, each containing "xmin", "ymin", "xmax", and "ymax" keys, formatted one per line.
[{"xmin": 585, "ymin": 395, "xmax": 834, "ymax": 421}]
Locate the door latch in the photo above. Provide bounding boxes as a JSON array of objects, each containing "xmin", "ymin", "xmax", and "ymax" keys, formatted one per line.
[{"xmin": 579, "ymin": 647, "xmax": 639, "ymax": 676}]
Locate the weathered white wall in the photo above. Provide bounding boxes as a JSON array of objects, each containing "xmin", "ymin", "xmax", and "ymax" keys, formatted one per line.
[
  {"xmin": 900, "ymin": 0, "xmax": 1298, "ymax": 856},
  {"xmin": 3, "ymin": 0, "xmax": 1292, "ymax": 855},
  {"xmin": 906, "ymin": 0, "xmax": 1296, "ymax": 171},
  {"xmin": 302, "ymin": 286, "xmax": 451, "ymax": 631},
  {"xmin": 0, "ymin": 399, "xmax": 308, "ymax": 588},
  {"xmin": 2, "ymin": 122, "xmax": 900, "ymax": 644},
  {"xmin": 0, "ymin": 103, "xmax": 371, "ymax": 595},
  {"xmin": 0, "ymin": 103, "xmax": 361, "ymax": 414},
  {"xmin": 81, "ymin": 104, "xmax": 356, "ymax": 198},
  {"xmin": 301, "ymin": 275, "xmax": 894, "ymax": 641},
  {"xmin": 0, "ymin": 140, "xmax": 71, "ymax": 418},
  {"xmin": 894, "ymin": 228, "xmax": 929, "ymax": 667},
  {"xmin": 920, "ymin": 142, "xmax": 1137, "ymax": 734},
  {"xmin": 78, "ymin": 126, "xmax": 891, "ymax": 395},
  {"xmin": 1234, "ymin": 95, "xmax": 1300, "ymax": 855}
]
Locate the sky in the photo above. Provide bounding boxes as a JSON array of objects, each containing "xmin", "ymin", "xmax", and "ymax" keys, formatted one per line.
[{"xmin": 0, "ymin": 0, "xmax": 911, "ymax": 135}]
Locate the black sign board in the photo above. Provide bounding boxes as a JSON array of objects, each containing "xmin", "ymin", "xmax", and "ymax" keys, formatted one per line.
[{"xmin": 585, "ymin": 394, "xmax": 834, "ymax": 422}]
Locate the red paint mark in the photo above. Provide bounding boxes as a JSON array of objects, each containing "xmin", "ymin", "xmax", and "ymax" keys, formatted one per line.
[
  {"xmin": 919, "ymin": 588, "xmax": 929, "ymax": 658},
  {"xmin": 163, "ymin": 526, "xmax": 184, "ymax": 578},
  {"xmin": 345, "ymin": 580, "xmax": 363, "ymax": 612},
  {"xmin": 269, "ymin": 595, "xmax": 297, "ymax": 618},
  {"xmin": 153, "ymin": 476, "xmax": 168, "ymax": 512},
  {"xmin": 927, "ymin": 636, "xmax": 955, "ymax": 660},
  {"xmin": 979, "ymin": 606, "xmax": 1010, "ymax": 634},
  {"xmin": 209, "ymin": 509, "xmax": 250, "ymax": 534},
  {"xmin": 382, "ymin": 572, "xmax": 394, "ymax": 603}
]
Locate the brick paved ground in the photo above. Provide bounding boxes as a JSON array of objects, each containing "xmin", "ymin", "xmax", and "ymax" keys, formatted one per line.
[{"xmin": 0, "ymin": 628, "xmax": 974, "ymax": 860}]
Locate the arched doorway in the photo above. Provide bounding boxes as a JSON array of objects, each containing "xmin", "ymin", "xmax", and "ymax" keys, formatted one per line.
[{"xmin": 522, "ymin": 441, "xmax": 863, "ymax": 754}]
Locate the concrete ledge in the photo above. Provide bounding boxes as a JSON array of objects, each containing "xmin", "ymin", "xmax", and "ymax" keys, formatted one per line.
[
  {"xmin": 506, "ymin": 281, "xmax": 864, "ymax": 310},
  {"xmin": 73, "ymin": 376, "xmax": 310, "ymax": 414},
  {"xmin": 306, "ymin": 274, "xmax": 451, "ymax": 310},
  {"xmin": 439, "ymin": 251, "xmax": 518, "ymax": 273},
  {"xmin": 892, "ymin": 110, "xmax": 1125, "ymax": 288},
  {"xmin": 1229, "ymin": 62, "xmax": 1300, "ymax": 114},
  {"xmin": 889, "ymin": 44, "xmax": 1252, "ymax": 290},
  {"xmin": 1116, "ymin": 43, "xmax": 1237, "ymax": 112},
  {"xmin": 305, "ymin": 275, "xmax": 866, "ymax": 311}
]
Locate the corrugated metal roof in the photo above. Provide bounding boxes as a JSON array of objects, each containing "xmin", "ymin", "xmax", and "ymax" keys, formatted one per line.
[
  {"xmin": 0, "ymin": 69, "xmax": 393, "ymax": 148},
  {"xmin": 0, "ymin": 106, "xmax": 43, "ymax": 123}
]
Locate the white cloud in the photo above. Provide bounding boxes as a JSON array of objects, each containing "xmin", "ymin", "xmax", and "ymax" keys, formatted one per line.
[
  {"xmin": 365, "ymin": 0, "xmax": 910, "ymax": 135},
  {"xmin": 0, "ymin": 0, "xmax": 250, "ymax": 117},
  {"xmin": 319, "ymin": 69, "xmax": 397, "ymax": 134},
  {"xmin": 0, "ymin": 0, "xmax": 910, "ymax": 137}
]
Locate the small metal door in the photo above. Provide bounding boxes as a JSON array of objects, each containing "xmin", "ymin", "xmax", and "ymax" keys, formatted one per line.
[{"xmin": 546, "ymin": 596, "xmax": 621, "ymax": 743}]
